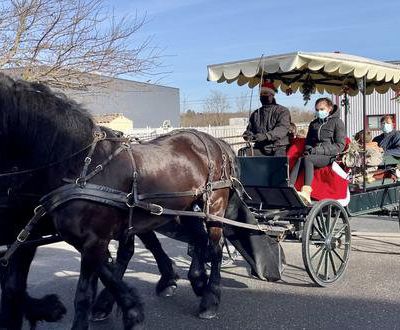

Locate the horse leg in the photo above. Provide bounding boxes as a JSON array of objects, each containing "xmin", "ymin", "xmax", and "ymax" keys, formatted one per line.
[
  {"xmin": 0, "ymin": 247, "xmax": 35, "ymax": 330},
  {"xmin": 197, "ymin": 191, "xmax": 228, "ymax": 319},
  {"xmin": 96, "ymin": 260, "xmax": 144, "ymax": 329},
  {"xmin": 198, "ymin": 226, "xmax": 223, "ymax": 319},
  {"xmin": 71, "ymin": 240, "xmax": 104, "ymax": 330},
  {"xmin": 185, "ymin": 217, "xmax": 209, "ymax": 297},
  {"xmin": 91, "ymin": 236, "xmax": 136, "ymax": 322},
  {"xmin": 0, "ymin": 246, "xmax": 66, "ymax": 330},
  {"xmin": 24, "ymin": 293, "xmax": 67, "ymax": 329},
  {"xmin": 92, "ymin": 230, "xmax": 179, "ymax": 322},
  {"xmin": 138, "ymin": 231, "xmax": 179, "ymax": 297}
]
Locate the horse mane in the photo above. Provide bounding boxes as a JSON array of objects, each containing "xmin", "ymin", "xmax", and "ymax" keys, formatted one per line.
[{"xmin": 0, "ymin": 73, "xmax": 96, "ymax": 168}]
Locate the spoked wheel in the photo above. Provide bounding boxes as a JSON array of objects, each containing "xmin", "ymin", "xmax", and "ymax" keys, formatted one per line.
[{"xmin": 302, "ymin": 200, "xmax": 351, "ymax": 287}]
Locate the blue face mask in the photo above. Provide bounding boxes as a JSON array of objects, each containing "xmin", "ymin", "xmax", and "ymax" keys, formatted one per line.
[
  {"xmin": 315, "ymin": 110, "xmax": 329, "ymax": 120},
  {"xmin": 382, "ymin": 123, "xmax": 393, "ymax": 134}
]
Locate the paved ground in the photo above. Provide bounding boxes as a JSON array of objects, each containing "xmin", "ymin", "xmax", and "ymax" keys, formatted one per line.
[{"xmin": 14, "ymin": 215, "xmax": 400, "ymax": 329}]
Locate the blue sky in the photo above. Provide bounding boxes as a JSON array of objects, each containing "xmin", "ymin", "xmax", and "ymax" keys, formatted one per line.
[{"xmin": 106, "ymin": 0, "xmax": 400, "ymax": 112}]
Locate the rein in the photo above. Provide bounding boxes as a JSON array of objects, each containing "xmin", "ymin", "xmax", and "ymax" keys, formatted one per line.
[
  {"xmin": 0, "ymin": 130, "xmax": 132, "ymax": 179},
  {"xmin": 0, "ymin": 141, "xmax": 95, "ymax": 179}
]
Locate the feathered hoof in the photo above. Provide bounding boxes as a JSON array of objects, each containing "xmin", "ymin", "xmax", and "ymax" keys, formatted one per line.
[
  {"xmin": 157, "ymin": 285, "xmax": 177, "ymax": 298},
  {"xmin": 198, "ymin": 309, "xmax": 217, "ymax": 319},
  {"xmin": 90, "ymin": 310, "xmax": 112, "ymax": 322},
  {"xmin": 26, "ymin": 294, "xmax": 67, "ymax": 324}
]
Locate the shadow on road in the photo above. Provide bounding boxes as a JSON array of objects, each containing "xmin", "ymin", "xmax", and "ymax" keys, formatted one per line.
[{"xmin": 1, "ymin": 231, "xmax": 397, "ymax": 329}]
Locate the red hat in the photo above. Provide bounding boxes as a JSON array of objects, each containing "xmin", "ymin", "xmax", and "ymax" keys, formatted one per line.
[{"xmin": 260, "ymin": 81, "xmax": 276, "ymax": 95}]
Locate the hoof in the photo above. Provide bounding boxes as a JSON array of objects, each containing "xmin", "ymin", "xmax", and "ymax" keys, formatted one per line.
[
  {"xmin": 157, "ymin": 285, "xmax": 177, "ymax": 298},
  {"xmin": 198, "ymin": 309, "xmax": 217, "ymax": 319},
  {"xmin": 25, "ymin": 294, "xmax": 67, "ymax": 324},
  {"xmin": 90, "ymin": 310, "xmax": 112, "ymax": 322},
  {"xmin": 132, "ymin": 323, "xmax": 145, "ymax": 330}
]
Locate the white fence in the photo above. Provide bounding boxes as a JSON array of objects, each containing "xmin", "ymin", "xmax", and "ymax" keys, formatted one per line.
[{"xmin": 129, "ymin": 123, "xmax": 309, "ymax": 153}]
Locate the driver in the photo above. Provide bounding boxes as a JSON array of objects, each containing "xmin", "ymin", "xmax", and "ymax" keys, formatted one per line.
[{"xmin": 242, "ymin": 81, "xmax": 291, "ymax": 156}]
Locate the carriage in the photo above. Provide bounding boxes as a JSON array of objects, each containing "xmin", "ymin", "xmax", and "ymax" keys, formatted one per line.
[
  {"xmin": 1, "ymin": 52, "xmax": 400, "ymax": 329},
  {"xmin": 207, "ymin": 52, "xmax": 400, "ymax": 286}
]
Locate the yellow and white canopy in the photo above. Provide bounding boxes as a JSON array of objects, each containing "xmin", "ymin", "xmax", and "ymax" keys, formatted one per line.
[{"xmin": 207, "ymin": 52, "xmax": 400, "ymax": 96}]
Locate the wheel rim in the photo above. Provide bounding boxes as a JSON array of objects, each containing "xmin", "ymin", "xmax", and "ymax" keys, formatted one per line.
[{"xmin": 304, "ymin": 201, "xmax": 351, "ymax": 286}]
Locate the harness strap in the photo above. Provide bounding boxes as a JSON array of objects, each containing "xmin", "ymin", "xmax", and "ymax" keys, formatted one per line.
[
  {"xmin": 76, "ymin": 130, "xmax": 106, "ymax": 186},
  {"xmin": 206, "ymin": 179, "xmax": 233, "ymax": 191},
  {"xmin": 184, "ymin": 130, "xmax": 215, "ymax": 184},
  {"xmin": 39, "ymin": 183, "xmax": 275, "ymax": 232},
  {"xmin": 126, "ymin": 146, "xmax": 139, "ymax": 233},
  {"xmin": 0, "ymin": 176, "xmax": 252, "ymax": 267},
  {"xmin": 84, "ymin": 143, "xmax": 131, "ymax": 182},
  {"xmin": 0, "ymin": 205, "xmax": 46, "ymax": 267},
  {"xmin": 137, "ymin": 190, "xmax": 204, "ymax": 200}
]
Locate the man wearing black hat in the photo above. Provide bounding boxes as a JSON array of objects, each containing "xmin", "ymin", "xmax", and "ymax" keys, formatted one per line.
[{"xmin": 242, "ymin": 81, "xmax": 291, "ymax": 156}]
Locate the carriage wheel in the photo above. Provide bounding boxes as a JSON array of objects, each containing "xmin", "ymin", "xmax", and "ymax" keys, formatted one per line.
[{"xmin": 302, "ymin": 200, "xmax": 351, "ymax": 287}]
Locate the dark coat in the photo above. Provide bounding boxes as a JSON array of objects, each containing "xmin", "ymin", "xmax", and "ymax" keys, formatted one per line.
[
  {"xmin": 373, "ymin": 131, "xmax": 400, "ymax": 157},
  {"xmin": 244, "ymin": 104, "xmax": 291, "ymax": 152},
  {"xmin": 305, "ymin": 106, "xmax": 346, "ymax": 156}
]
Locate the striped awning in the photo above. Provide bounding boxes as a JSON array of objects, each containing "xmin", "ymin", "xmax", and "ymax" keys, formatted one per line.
[{"xmin": 207, "ymin": 52, "xmax": 400, "ymax": 96}]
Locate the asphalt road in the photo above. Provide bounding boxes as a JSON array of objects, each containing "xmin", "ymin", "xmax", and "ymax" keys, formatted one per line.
[{"xmin": 13, "ymin": 215, "xmax": 400, "ymax": 329}]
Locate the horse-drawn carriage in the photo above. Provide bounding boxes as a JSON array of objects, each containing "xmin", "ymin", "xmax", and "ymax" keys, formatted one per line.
[
  {"xmin": 207, "ymin": 51, "xmax": 400, "ymax": 286},
  {"xmin": 0, "ymin": 52, "xmax": 399, "ymax": 329}
]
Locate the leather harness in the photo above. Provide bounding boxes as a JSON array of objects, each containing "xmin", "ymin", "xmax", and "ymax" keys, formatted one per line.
[{"xmin": 0, "ymin": 129, "xmax": 272, "ymax": 267}]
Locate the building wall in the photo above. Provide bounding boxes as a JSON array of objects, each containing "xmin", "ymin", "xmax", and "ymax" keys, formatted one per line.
[
  {"xmin": 340, "ymin": 90, "xmax": 399, "ymax": 138},
  {"xmin": 99, "ymin": 117, "xmax": 134, "ymax": 135},
  {"xmin": 68, "ymin": 78, "xmax": 180, "ymax": 128}
]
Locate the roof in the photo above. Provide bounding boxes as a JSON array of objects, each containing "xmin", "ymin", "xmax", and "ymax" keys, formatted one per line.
[
  {"xmin": 93, "ymin": 113, "xmax": 128, "ymax": 124},
  {"xmin": 207, "ymin": 52, "xmax": 400, "ymax": 96}
]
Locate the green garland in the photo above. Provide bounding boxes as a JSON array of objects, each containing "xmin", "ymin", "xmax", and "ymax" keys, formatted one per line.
[{"xmin": 301, "ymin": 77, "xmax": 315, "ymax": 105}]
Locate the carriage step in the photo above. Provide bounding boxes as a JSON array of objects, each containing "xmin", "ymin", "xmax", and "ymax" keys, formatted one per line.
[{"xmin": 262, "ymin": 225, "xmax": 293, "ymax": 237}]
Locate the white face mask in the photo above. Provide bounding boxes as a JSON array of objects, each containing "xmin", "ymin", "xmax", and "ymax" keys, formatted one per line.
[
  {"xmin": 315, "ymin": 109, "xmax": 329, "ymax": 120},
  {"xmin": 382, "ymin": 123, "xmax": 393, "ymax": 134}
]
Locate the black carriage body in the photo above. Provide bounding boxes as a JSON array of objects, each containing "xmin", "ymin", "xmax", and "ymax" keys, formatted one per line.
[
  {"xmin": 239, "ymin": 155, "xmax": 400, "ymax": 218},
  {"xmin": 347, "ymin": 183, "xmax": 400, "ymax": 217},
  {"xmin": 238, "ymin": 156, "xmax": 305, "ymax": 210},
  {"xmin": 238, "ymin": 155, "xmax": 353, "ymax": 286}
]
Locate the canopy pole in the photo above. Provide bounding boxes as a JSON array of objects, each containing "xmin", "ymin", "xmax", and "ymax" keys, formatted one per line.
[
  {"xmin": 362, "ymin": 76, "xmax": 367, "ymax": 192},
  {"xmin": 344, "ymin": 92, "xmax": 348, "ymax": 136},
  {"xmin": 249, "ymin": 54, "xmax": 264, "ymax": 118}
]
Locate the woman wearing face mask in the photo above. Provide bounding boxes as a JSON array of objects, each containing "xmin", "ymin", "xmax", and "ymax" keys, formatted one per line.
[
  {"xmin": 289, "ymin": 97, "xmax": 346, "ymax": 204},
  {"xmin": 372, "ymin": 115, "xmax": 400, "ymax": 157}
]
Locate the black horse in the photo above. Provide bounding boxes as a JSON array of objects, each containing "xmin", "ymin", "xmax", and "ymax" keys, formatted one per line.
[
  {"xmin": 0, "ymin": 76, "xmax": 179, "ymax": 329},
  {"xmin": 0, "ymin": 73, "xmax": 241, "ymax": 329},
  {"xmin": 0, "ymin": 203, "xmax": 178, "ymax": 329},
  {"xmin": 0, "ymin": 73, "xmax": 283, "ymax": 329}
]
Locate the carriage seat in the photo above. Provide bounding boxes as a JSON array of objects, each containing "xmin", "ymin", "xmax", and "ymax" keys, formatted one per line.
[
  {"xmin": 346, "ymin": 142, "xmax": 400, "ymax": 187},
  {"xmin": 287, "ymin": 138, "xmax": 350, "ymax": 204},
  {"xmin": 380, "ymin": 155, "xmax": 400, "ymax": 166}
]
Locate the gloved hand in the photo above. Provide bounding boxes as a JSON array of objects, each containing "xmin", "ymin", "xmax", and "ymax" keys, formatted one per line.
[
  {"xmin": 254, "ymin": 133, "xmax": 268, "ymax": 142},
  {"xmin": 242, "ymin": 132, "xmax": 253, "ymax": 141},
  {"xmin": 303, "ymin": 145, "xmax": 315, "ymax": 156}
]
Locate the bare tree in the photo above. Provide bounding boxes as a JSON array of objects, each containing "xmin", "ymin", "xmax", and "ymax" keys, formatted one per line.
[
  {"xmin": 235, "ymin": 92, "xmax": 249, "ymax": 112},
  {"xmin": 202, "ymin": 90, "xmax": 230, "ymax": 126},
  {"xmin": 0, "ymin": 0, "xmax": 162, "ymax": 89}
]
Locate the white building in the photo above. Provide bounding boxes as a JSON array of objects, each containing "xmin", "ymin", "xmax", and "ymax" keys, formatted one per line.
[{"xmin": 338, "ymin": 60, "xmax": 400, "ymax": 138}]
